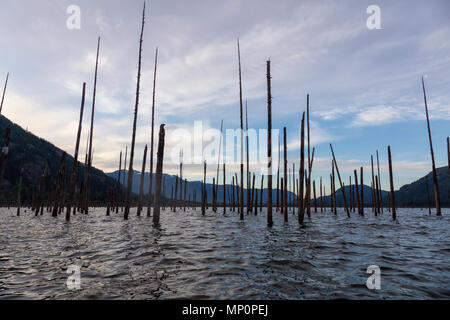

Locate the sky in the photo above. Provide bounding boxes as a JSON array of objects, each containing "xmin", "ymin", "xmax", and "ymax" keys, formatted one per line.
[{"xmin": 0, "ymin": 0, "xmax": 449, "ymax": 193}]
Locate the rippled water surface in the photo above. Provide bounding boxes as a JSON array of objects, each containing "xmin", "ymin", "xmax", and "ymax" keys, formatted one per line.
[{"xmin": 0, "ymin": 207, "xmax": 449, "ymax": 299}]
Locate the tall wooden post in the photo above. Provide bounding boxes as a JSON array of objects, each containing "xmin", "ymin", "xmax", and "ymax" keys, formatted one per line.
[
  {"xmin": 137, "ymin": 145, "xmax": 148, "ymax": 215},
  {"xmin": 66, "ymin": 83, "xmax": 86, "ymax": 220},
  {"xmin": 354, "ymin": 170, "xmax": 361, "ymax": 215},
  {"xmin": 298, "ymin": 112, "xmax": 305, "ymax": 224},
  {"xmin": 125, "ymin": 4, "xmax": 146, "ymax": 219},
  {"xmin": 387, "ymin": 146, "xmax": 396, "ymax": 220},
  {"xmin": 153, "ymin": 124, "xmax": 165, "ymax": 224},
  {"xmin": 360, "ymin": 166, "xmax": 364, "ymax": 215},
  {"xmin": 283, "ymin": 127, "xmax": 288, "ymax": 221},
  {"xmin": 237, "ymin": 39, "xmax": 244, "ymax": 221},
  {"xmin": 330, "ymin": 144, "xmax": 350, "ymax": 217},
  {"xmin": 147, "ymin": 48, "xmax": 158, "ymax": 217},
  {"xmin": 421, "ymin": 77, "xmax": 441, "ymax": 216},
  {"xmin": 266, "ymin": 60, "xmax": 273, "ymax": 227}
]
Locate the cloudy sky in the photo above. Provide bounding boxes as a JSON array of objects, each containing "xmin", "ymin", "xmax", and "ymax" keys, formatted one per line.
[{"xmin": 0, "ymin": 0, "xmax": 449, "ymax": 192}]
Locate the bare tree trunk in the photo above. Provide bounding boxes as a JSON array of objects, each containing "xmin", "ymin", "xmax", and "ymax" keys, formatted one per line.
[
  {"xmin": 387, "ymin": 146, "xmax": 396, "ymax": 220},
  {"xmin": 83, "ymin": 37, "xmax": 101, "ymax": 214},
  {"xmin": 237, "ymin": 39, "xmax": 244, "ymax": 221},
  {"xmin": 330, "ymin": 144, "xmax": 350, "ymax": 217},
  {"xmin": 298, "ymin": 112, "xmax": 305, "ymax": 224},
  {"xmin": 425, "ymin": 175, "xmax": 432, "ymax": 215},
  {"xmin": 283, "ymin": 127, "xmax": 288, "ymax": 221},
  {"xmin": 354, "ymin": 170, "xmax": 361, "ymax": 215},
  {"xmin": 124, "ymin": 4, "xmax": 146, "ymax": 220},
  {"xmin": 360, "ymin": 166, "xmax": 364, "ymax": 215},
  {"xmin": 66, "ymin": 83, "xmax": 86, "ymax": 220},
  {"xmin": 266, "ymin": 60, "xmax": 273, "ymax": 227},
  {"xmin": 153, "ymin": 124, "xmax": 165, "ymax": 224},
  {"xmin": 421, "ymin": 77, "xmax": 441, "ymax": 216},
  {"xmin": 147, "ymin": 48, "xmax": 158, "ymax": 217},
  {"xmin": 137, "ymin": 145, "xmax": 148, "ymax": 216}
]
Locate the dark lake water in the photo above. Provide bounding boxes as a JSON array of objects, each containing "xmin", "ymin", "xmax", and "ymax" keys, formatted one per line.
[{"xmin": 0, "ymin": 207, "xmax": 449, "ymax": 299}]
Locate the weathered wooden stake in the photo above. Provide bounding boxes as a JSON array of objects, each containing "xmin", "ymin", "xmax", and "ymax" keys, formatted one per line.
[
  {"xmin": 66, "ymin": 83, "xmax": 86, "ymax": 220},
  {"xmin": 147, "ymin": 47, "xmax": 158, "ymax": 217},
  {"xmin": 125, "ymin": 4, "xmax": 146, "ymax": 220},
  {"xmin": 387, "ymin": 146, "xmax": 396, "ymax": 220},
  {"xmin": 153, "ymin": 124, "xmax": 165, "ymax": 225},
  {"xmin": 298, "ymin": 112, "xmax": 305, "ymax": 224},
  {"xmin": 237, "ymin": 39, "xmax": 244, "ymax": 221},
  {"xmin": 283, "ymin": 127, "xmax": 288, "ymax": 221},
  {"xmin": 330, "ymin": 144, "xmax": 350, "ymax": 217},
  {"xmin": 266, "ymin": 60, "xmax": 273, "ymax": 227}
]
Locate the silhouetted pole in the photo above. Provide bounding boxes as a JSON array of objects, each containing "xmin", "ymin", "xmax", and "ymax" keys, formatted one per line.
[
  {"xmin": 354, "ymin": 170, "xmax": 361, "ymax": 215},
  {"xmin": 421, "ymin": 76, "xmax": 441, "ymax": 216},
  {"xmin": 360, "ymin": 167, "xmax": 364, "ymax": 215},
  {"xmin": 52, "ymin": 152, "xmax": 67, "ymax": 217},
  {"xmin": 202, "ymin": 161, "xmax": 206, "ymax": 216},
  {"xmin": 17, "ymin": 152, "xmax": 25, "ymax": 216},
  {"xmin": 425, "ymin": 175, "xmax": 431, "ymax": 215},
  {"xmin": 387, "ymin": 146, "xmax": 396, "ymax": 220},
  {"xmin": 223, "ymin": 163, "xmax": 226, "ymax": 214},
  {"xmin": 125, "ymin": 4, "xmax": 146, "ymax": 220},
  {"xmin": 83, "ymin": 37, "xmax": 101, "ymax": 214},
  {"xmin": 147, "ymin": 47, "xmax": 158, "ymax": 217},
  {"xmin": 153, "ymin": 124, "xmax": 165, "ymax": 225},
  {"xmin": 283, "ymin": 127, "xmax": 288, "ymax": 221},
  {"xmin": 260, "ymin": 175, "xmax": 264, "ymax": 213},
  {"xmin": 266, "ymin": 60, "xmax": 273, "ymax": 227},
  {"xmin": 115, "ymin": 151, "xmax": 122, "ymax": 213},
  {"xmin": 237, "ymin": 39, "xmax": 244, "ymax": 221},
  {"xmin": 376, "ymin": 150, "xmax": 384, "ymax": 213},
  {"xmin": 137, "ymin": 145, "xmax": 148, "ymax": 215},
  {"xmin": 66, "ymin": 83, "xmax": 86, "ymax": 220},
  {"xmin": 298, "ymin": 112, "xmax": 305, "ymax": 224},
  {"xmin": 0, "ymin": 127, "xmax": 11, "ymax": 183},
  {"xmin": 306, "ymin": 94, "xmax": 311, "ymax": 218},
  {"xmin": 330, "ymin": 144, "xmax": 350, "ymax": 217},
  {"xmin": 0, "ymin": 72, "xmax": 9, "ymax": 114}
]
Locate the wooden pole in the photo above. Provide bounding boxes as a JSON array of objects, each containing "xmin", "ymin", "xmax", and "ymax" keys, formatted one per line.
[
  {"xmin": 147, "ymin": 48, "xmax": 158, "ymax": 217},
  {"xmin": 237, "ymin": 39, "xmax": 244, "ymax": 221},
  {"xmin": 125, "ymin": 4, "xmax": 146, "ymax": 220},
  {"xmin": 153, "ymin": 124, "xmax": 165, "ymax": 224},
  {"xmin": 266, "ymin": 60, "xmax": 273, "ymax": 227},
  {"xmin": 298, "ymin": 112, "xmax": 305, "ymax": 224},
  {"xmin": 83, "ymin": 37, "xmax": 101, "ymax": 214},
  {"xmin": 202, "ymin": 161, "xmax": 206, "ymax": 216},
  {"xmin": 360, "ymin": 166, "xmax": 364, "ymax": 215},
  {"xmin": 137, "ymin": 145, "xmax": 148, "ymax": 215},
  {"xmin": 387, "ymin": 146, "xmax": 396, "ymax": 220},
  {"xmin": 306, "ymin": 94, "xmax": 311, "ymax": 218},
  {"xmin": 354, "ymin": 170, "xmax": 361, "ymax": 215},
  {"xmin": 115, "ymin": 151, "xmax": 122, "ymax": 213},
  {"xmin": 330, "ymin": 144, "xmax": 350, "ymax": 217},
  {"xmin": 260, "ymin": 175, "xmax": 264, "ymax": 213},
  {"xmin": 421, "ymin": 77, "xmax": 441, "ymax": 216},
  {"xmin": 283, "ymin": 127, "xmax": 288, "ymax": 221},
  {"xmin": 223, "ymin": 163, "xmax": 226, "ymax": 214},
  {"xmin": 376, "ymin": 150, "xmax": 384, "ymax": 213},
  {"xmin": 66, "ymin": 83, "xmax": 86, "ymax": 220},
  {"xmin": 425, "ymin": 175, "xmax": 432, "ymax": 215},
  {"xmin": 276, "ymin": 135, "xmax": 280, "ymax": 213}
]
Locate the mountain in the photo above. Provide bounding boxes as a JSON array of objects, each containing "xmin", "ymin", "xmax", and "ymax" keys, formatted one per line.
[
  {"xmin": 107, "ymin": 170, "xmax": 299, "ymax": 205},
  {"xmin": 394, "ymin": 166, "xmax": 450, "ymax": 207},
  {"xmin": 0, "ymin": 115, "xmax": 120, "ymax": 205},
  {"xmin": 317, "ymin": 184, "xmax": 389, "ymax": 207}
]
